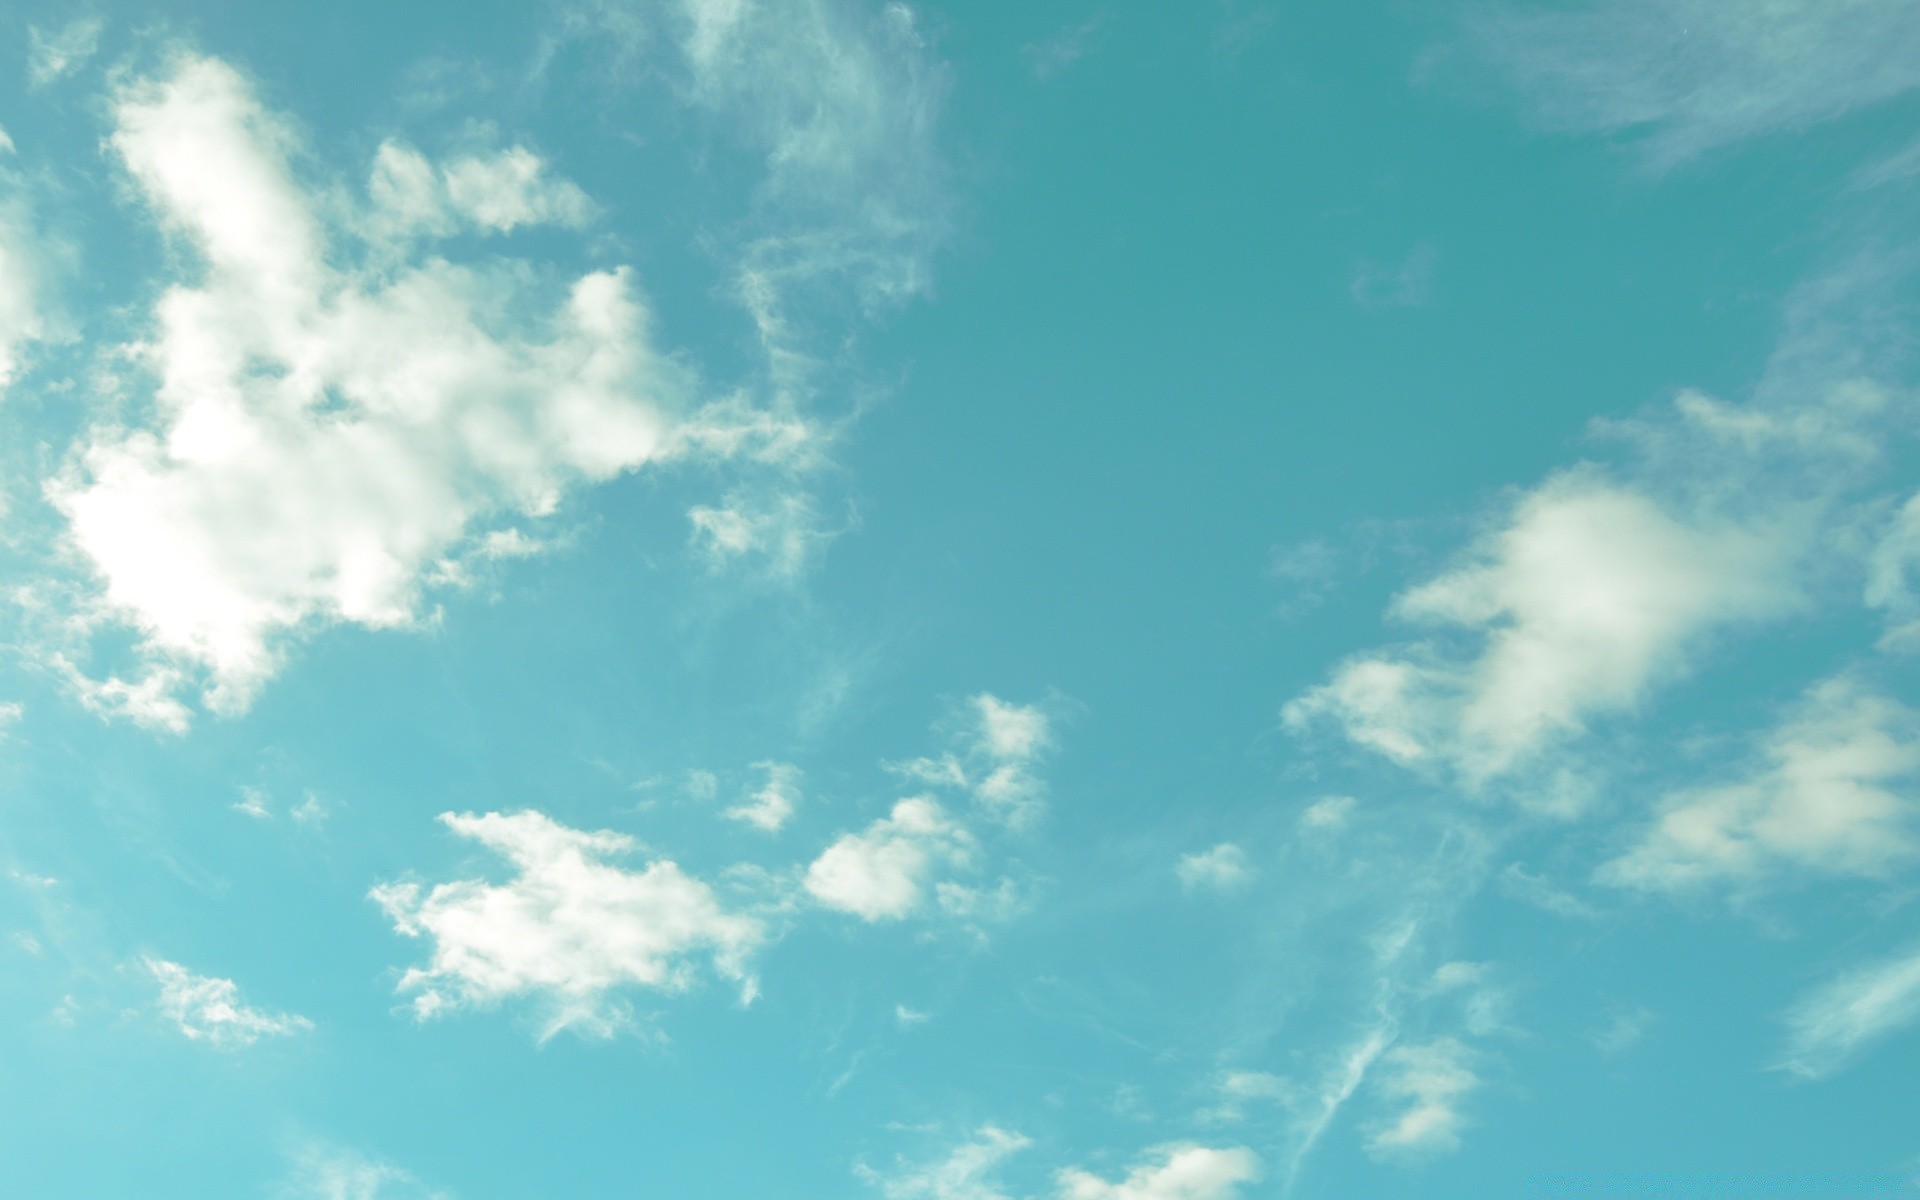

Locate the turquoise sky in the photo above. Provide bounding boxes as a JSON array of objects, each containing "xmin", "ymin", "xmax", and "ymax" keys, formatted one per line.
[{"xmin": 3, "ymin": 2, "xmax": 1920, "ymax": 1198}]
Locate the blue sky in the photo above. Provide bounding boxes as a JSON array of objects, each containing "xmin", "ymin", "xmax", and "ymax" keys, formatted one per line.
[{"xmin": 2, "ymin": 1, "xmax": 1920, "ymax": 1197}]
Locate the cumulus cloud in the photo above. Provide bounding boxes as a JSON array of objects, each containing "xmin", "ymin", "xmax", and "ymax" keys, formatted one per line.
[
  {"xmin": 727, "ymin": 761, "xmax": 803, "ymax": 832},
  {"xmin": 1363, "ymin": 1037, "xmax": 1480, "ymax": 1158},
  {"xmin": 1867, "ymin": 491, "xmax": 1920, "ymax": 648},
  {"xmin": 372, "ymin": 810, "xmax": 764, "ymax": 1039},
  {"xmin": 1465, "ymin": 0, "xmax": 1920, "ymax": 168},
  {"xmin": 805, "ymin": 797, "xmax": 975, "ymax": 921},
  {"xmin": 1601, "ymin": 676, "xmax": 1920, "ymax": 891},
  {"xmin": 1176, "ymin": 844, "xmax": 1254, "ymax": 893},
  {"xmin": 145, "ymin": 956, "xmax": 313, "ymax": 1048},
  {"xmin": 48, "ymin": 54, "xmax": 792, "ymax": 722},
  {"xmin": 1056, "ymin": 1144, "xmax": 1261, "ymax": 1200},
  {"xmin": 1286, "ymin": 470, "xmax": 1796, "ymax": 786},
  {"xmin": 1778, "ymin": 944, "xmax": 1920, "ymax": 1078}
]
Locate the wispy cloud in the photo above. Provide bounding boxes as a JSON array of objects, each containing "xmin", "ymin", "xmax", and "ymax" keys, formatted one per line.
[
  {"xmin": 1778, "ymin": 944, "xmax": 1920, "ymax": 1078},
  {"xmin": 1461, "ymin": 0, "xmax": 1920, "ymax": 169}
]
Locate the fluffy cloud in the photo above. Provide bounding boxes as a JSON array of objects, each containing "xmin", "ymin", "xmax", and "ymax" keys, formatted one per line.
[
  {"xmin": 1176, "ymin": 844, "xmax": 1254, "ymax": 893},
  {"xmin": 1466, "ymin": 0, "xmax": 1920, "ymax": 167},
  {"xmin": 49, "ymin": 54, "xmax": 790, "ymax": 720},
  {"xmin": 372, "ymin": 810, "xmax": 764, "ymax": 1039},
  {"xmin": 1600, "ymin": 677, "xmax": 1920, "ymax": 890},
  {"xmin": 144, "ymin": 956, "xmax": 313, "ymax": 1048},
  {"xmin": 805, "ymin": 797, "xmax": 975, "ymax": 921},
  {"xmin": 1363, "ymin": 1038, "xmax": 1480, "ymax": 1159},
  {"xmin": 1056, "ymin": 1145, "xmax": 1261, "ymax": 1200},
  {"xmin": 1286, "ymin": 471, "xmax": 1795, "ymax": 786},
  {"xmin": 1778, "ymin": 944, "xmax": 1920, "ymax": 1078},
  {"xmin": 727, "ymin": 761, "xmax": 803, "ymax": 832}
]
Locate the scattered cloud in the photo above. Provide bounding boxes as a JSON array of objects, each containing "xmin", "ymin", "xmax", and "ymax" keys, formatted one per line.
[
  {"xmin": 1462, "ymin": 0, "xmax": 1920, "ymax": 169},
  {"xmin": 860, "ymin": 1125, "xmax": 1030, "ymax": 1200},
  {"xmin": 1363, "ymin": 1037, "xmax": 1480, "ymax": 1159},
  {"xmin": 1286, "ymin": 469, "xmax": 1797, "ymax": 789},
  {"xmin": 1176, "ymin": 844, "xmax": 1255, "ymax": 893},
  {"xmin": 1497, "ymin": 862, "xmax": 1601, "ymax": 920},
  {"xmin": 889, "ymin": 694, "xmax": 1056, "ymax": 829},
  {"xmin": 1778, "ymin": 943, "xmax": 1920, "ymax": 1078},
  {"xmin": 727, "ymin": 761, "xmax": 803, "ymax": 832},
  {"xmin": 1601, "ymin": 676, "xmax": 1920, "ymax": 891},
  {"xmin": 1057, "ymin": 1144, "xmax": 1261, "ymax": 1200},
  {"xmin": 144, "ymin": 956, "xmax": 313, "ymax": 1048},
  {"xmin": 806, "ymin": 797, "xmax": 976, "ymax": 921},
  {"xmin": 27, "ymin": 17, "xmax": 104, "ymax": 88},
  {"xmin": 1024, "ymin": 18, "xmax": 1107, "ymax": 81},
  {"xmin": 1298, "ymin": 795, "xmax": 1355, "ymax": 832},
  {"xmin": 1589, "ymin": 1005, "xmax": 1656, "ymax": 1053},
  {"xmin": 1349, "ymin": 245, "xmax": 1437, "ymax": 309},
  {"xmin": 372, "ymin": 810, "xmax": 764, "ymax": 1039},
  {"xmin": 272, "ymin": 1141, "xmax": 448, "ymax": 1200}
]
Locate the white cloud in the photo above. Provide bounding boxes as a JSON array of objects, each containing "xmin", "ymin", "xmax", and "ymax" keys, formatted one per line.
[
  {"xmin": 861, "ymin": 1125, "xmax": 1030, "ymax": 1200},
  {"xmin": 0, "ymin": 163, "xmax": 50, "ymax": 391},
  {"xmin": 805, "ymin": 796, "xmax": 975, "ymax": 921},
  {"xmin": 672, "ymin": 0, "xmax": 951, "ymax": 319},
  {"xmin": 1286, "ymin": 471, "xmax": 1796, "ymax": 786},
  {"xmin": 1466, "ymin": 0, "xmax": 1920, "ymax": 168},
  {"xmin": 235, "ymin": 786, "xmax": 271, "ymax": 819},
  {"xmin": 27, "ymin": 17, "xmax": 103, "ymax": 87},
  {"xmin": 1298, "ymin": 795, "xmax": 1355, "ymax": 831},
  {"xmin": 1057, "ymin": 1144, "xmax": 1261, "ymax": 1200},
  {"xmin": 144, "ymin": 956, "xmax": 313, "ymax": 1048},
  {"xmin": 49, "ymin": 54, "xmax": 791, "ymax": 721},
  {"xmin": 883, "ymin": 693, "xmax": 1055, "ymax": 829},
  {"xmin": 1867, "ymin": 491, "xmax": 1920, "ymax": 648},
  {"xmin": 372, "ymin": 810, "xmax": 764, "ymax": 1039},
  {"xmin": 273, "ymin": 1142, "xmax": 448, "ymax": 1200},
  {"xmin": 366, "ymin": 140, "xmax": 595, "ymax": 241},
  {"xmin": 1363, "ymin": 1038, "xmax": 1479, "ymax": 1159},
  {"xmin": 1176, "ymin": 844, "xmax": 1255, "ymax": 893},
  {"xmin": 50, "ymin": 656, "xmax": 192, "ymax": 734},
  {"xmin": 1778, "ymin": 944, "xmax": 1920, "ymax": 1078},
  {"xmin": 727, "ymin": 761, "xmax": 802, "ymax": 832},
  {"xmin": 1600, "ymin": 676, "xmax": 1920, "ymax": 891}
]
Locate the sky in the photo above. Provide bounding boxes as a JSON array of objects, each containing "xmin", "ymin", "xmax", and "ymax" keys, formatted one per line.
[{"xmin": 1, "ymin": 1, "xmax": 1919, "ymax": 1197}]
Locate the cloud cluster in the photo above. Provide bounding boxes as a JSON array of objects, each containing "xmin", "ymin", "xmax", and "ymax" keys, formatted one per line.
[
  {"xmin": 48, "ymin": 54, "xmax": 795, "ymax": 724},
  {"xmin": 372, "ymin": 810, "xmax": 764, "ymax": 1039},
  {"xmin": 144, "ymin": 956, "xmax": 313, "ymax": 1048}
]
